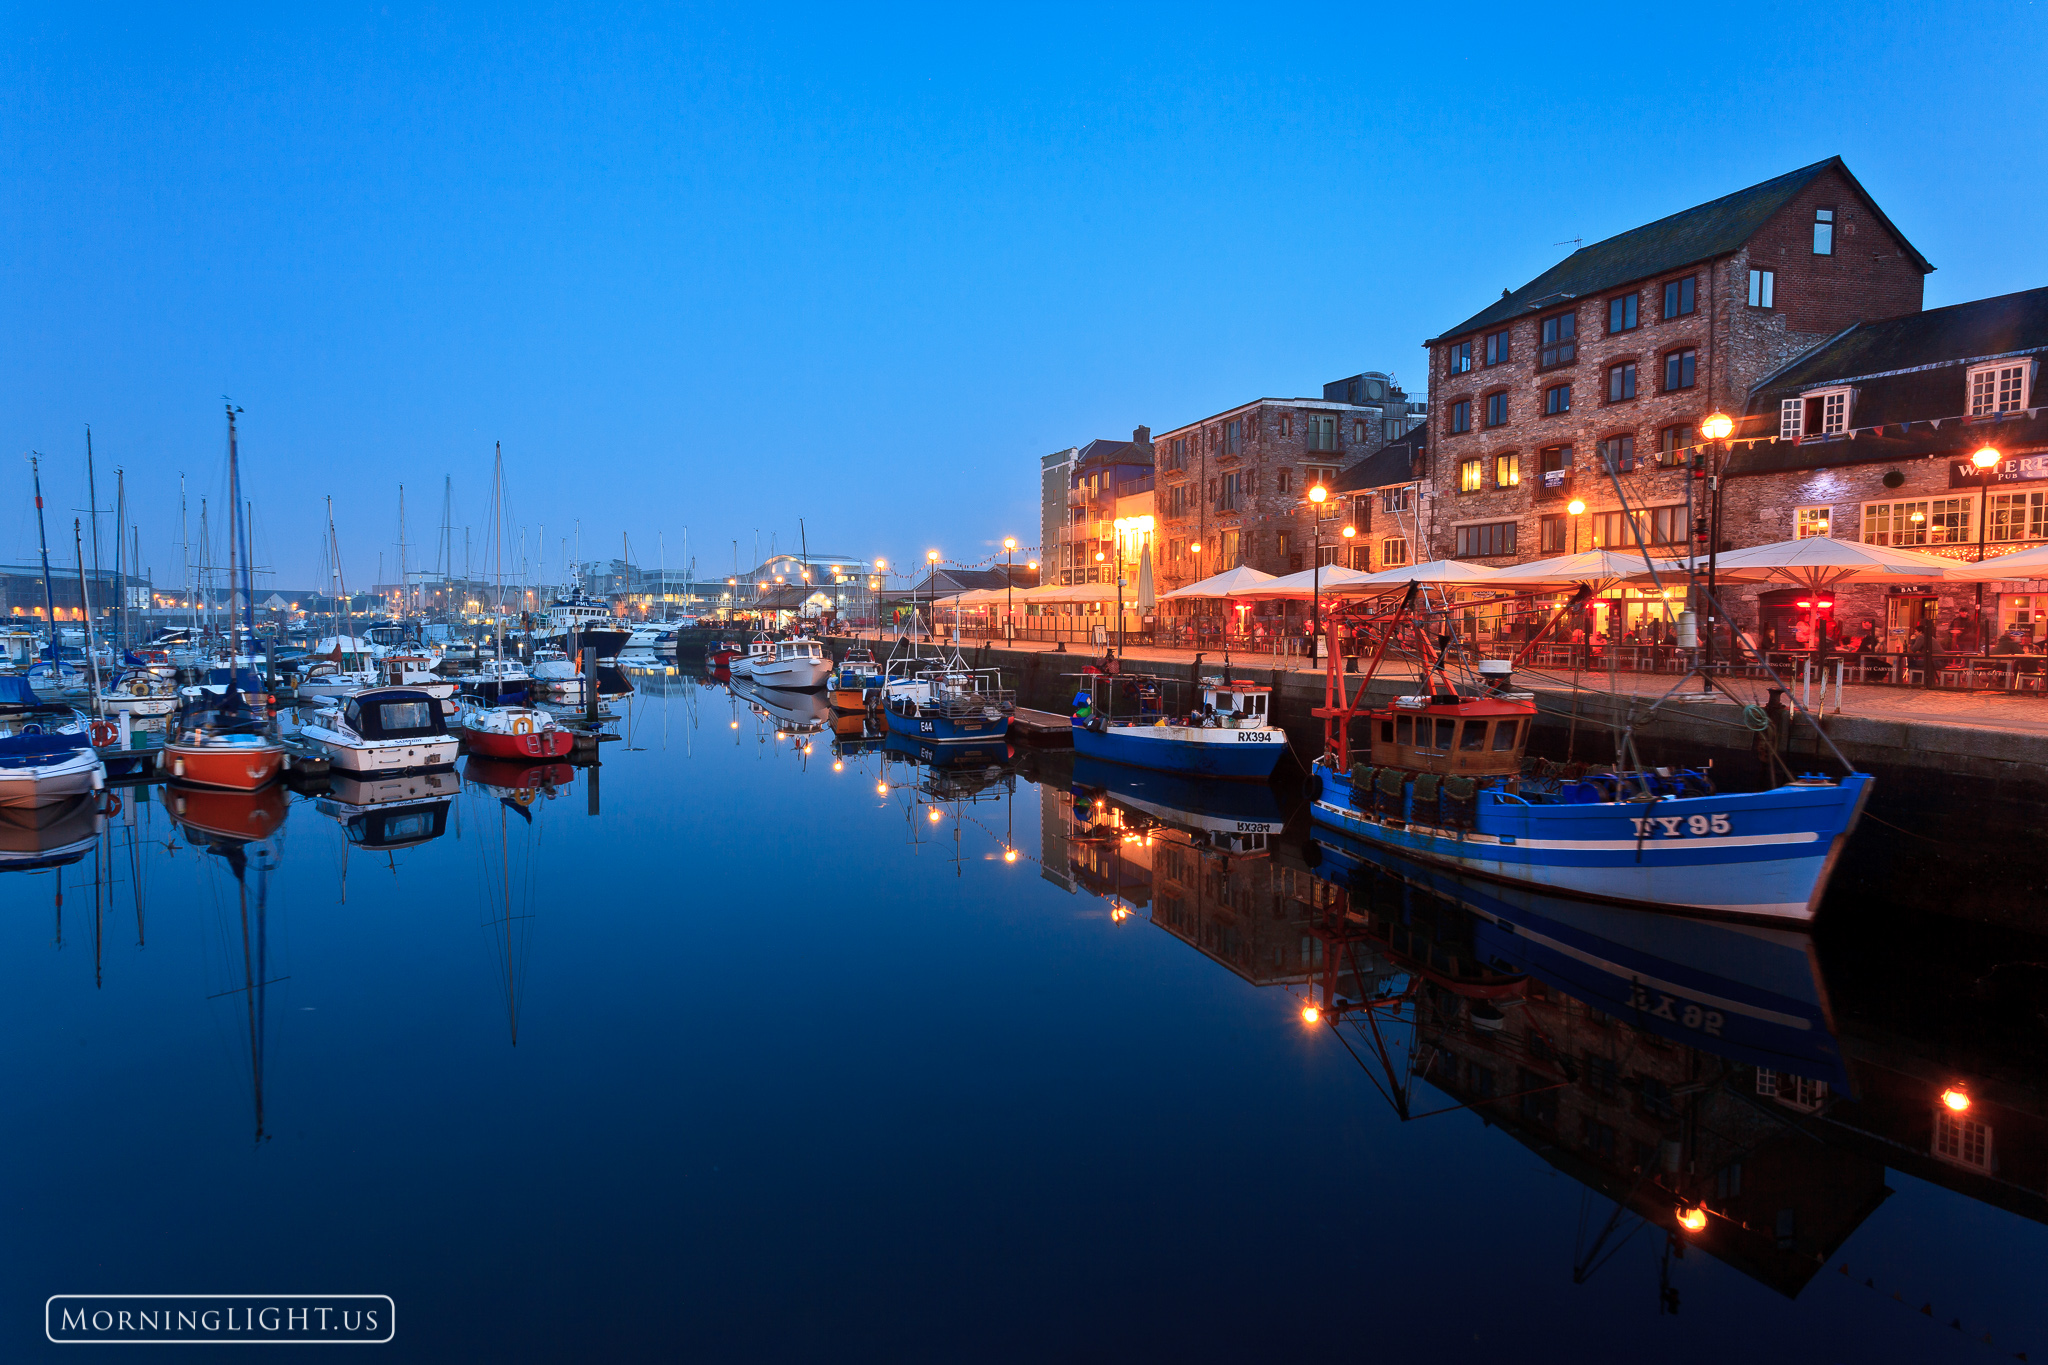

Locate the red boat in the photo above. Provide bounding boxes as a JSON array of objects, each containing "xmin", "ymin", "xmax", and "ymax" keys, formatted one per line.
[
  {"xmin": 165, "ymin": 688, "xmax": 286, "ymax": 791},
  {"xmin": 708, "ymin": 640, "xmax": 742, "ymax": 667},
  {"xmin": 458, "ymin": 704, "xmax": 576, "ymax": 760}
]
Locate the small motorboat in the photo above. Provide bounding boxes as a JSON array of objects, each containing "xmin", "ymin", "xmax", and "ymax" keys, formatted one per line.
[
  {"xmin": 97, "ymin": 667, "xmax": 178, "ymax": 718},
  {"xmin": 163, "ymin": 687, "xmax": 288, "ymax": 791},
  {"xmin": 0, "ymin": 731, "xmax": 104, "ymax": 808},
  {"xmin": 826, "ymin": 647, "xmax": 883, "ymax": 712},
  {"xmin": 298, "ymin": 661, "xmax": 380, "ymax": 702},
  {"xmin": 456, "ymin": 701, "xmax": 576, "ymax": 760},
  {"xmin": 727, "ymin": 633, "xmax": 776, "ymax": 681},
  {"xmin": 453, "ymin": 658, "xmax": 535, "ymax": 705},
  {"xmin": 298, "ymin": 686, "xmax": 460, "ymax": 774},
  {"xmin": 747, "ymin": 636, "xmax": 832, "ymax": 691},
  {"xmin": 707, "ymin": 639, "xmax": 743, "ymax": 668},
  {"xmin": 528, "ymin": 649, "xmax": 587, "ymax": 705}
]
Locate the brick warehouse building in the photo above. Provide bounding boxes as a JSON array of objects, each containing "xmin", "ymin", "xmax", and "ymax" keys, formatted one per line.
[
  {"xmin": 1154, "ymin": 371, "xmax": 1423, "ymax": 627},
  {"xmin": 1420, "ymin": 157, "xmax": 1931, "ymax": 643},
  {"xmin": 1715, "ymin": 286, "xmax": 2047, "ymax": 651}
]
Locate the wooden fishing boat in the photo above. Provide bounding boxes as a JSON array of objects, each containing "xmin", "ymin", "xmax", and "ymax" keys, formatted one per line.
[{"xmin": 1068, "ymin": 673, "xmax": 1287, "ymax": 780}]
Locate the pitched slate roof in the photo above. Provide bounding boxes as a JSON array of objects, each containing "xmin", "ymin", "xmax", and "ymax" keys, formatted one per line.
[
  {"xmin": 1334, "ymin": 429, "xmax": 1426, "ymax": 493},
  {"xmin": 1428, "ymin": 157, "xmax": 1931, "ymax": 344},
  {"xmin": 1753, "ymin": 287, "xmax": 2048, "ymax": 405},
  {"xmin": 1074, "ymin": 436, "xmax": 1153, "ymax": 471}
]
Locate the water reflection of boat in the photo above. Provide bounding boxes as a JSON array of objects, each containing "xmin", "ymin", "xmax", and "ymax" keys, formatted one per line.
[
  {"xmin": 0, "ymin": 794, "xmax": 103, "ymax": 871},
  {"xmin": 880, "ymin": 728, "xmax": 1010, "ymax": 772},
  {"xmin": 1070, "ymin": 756, "xmax": 1284, "ymax": 856},
  {"xmin": 314, "ymin": 770, "xmax": 461, "ymax": 851},
  {"xmin": 164, "ymin": 780, "xmax": 290, "ymax": 845},
  {"xmin": 1313, "ymin": 829, "xmax": 1847, "ymax": 1087},
  {"xmin": 462, "ymin": 755, "xmax": 575, "ymax": 803},
  {"xmin": 737, "ymin": 680, "xmax": 832, "ymax": 733}
]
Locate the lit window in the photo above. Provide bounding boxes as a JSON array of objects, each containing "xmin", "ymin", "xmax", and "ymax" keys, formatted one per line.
[
  {"xmin": 1748, "ymin": 269, "xmax": 1775, "ymax": 308},
  {"xmin": 1988, "ymin": 490, "xmax": 2048, "ymax": 543},
  {"xmin": 1459, "ymin": 458, "xmax": 1484, "ymax": 492},
  {"xmin": 1795, "ymin": 506, "xmax": 1832, "ymax": 539},
  {"xmin": 1968, "ymin": 362, "xmax": 2031, "ymax": 416},
  {"xmin": 1933, "ymin": 1109, "xmax": 1991, "ymax": 1171},
  {"xmin": 1813, "ymin": 207, "xmax": 1834, "ymax": 256},
  {"xmin": 1864, "ymin": 497, "xmax": 1971, "ymax": 546},
  {"xmin": 1379, "ymin": 537, "xmax": 1409, "ymax": 568},
  {"xmin": 1494, "ymin": 452, "xmax": 1520, "ymax": 487}
]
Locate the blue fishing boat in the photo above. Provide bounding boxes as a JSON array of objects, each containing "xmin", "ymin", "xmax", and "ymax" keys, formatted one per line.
[
  {"xmin": 881, "ymin": 665, "xmax": 1013, "ymax": 747},
  {"xmin": 1313, "ymin": 830, "xmax": 1849, "ymax": 1087},
  {"xmin": 1068, "ymin": 672, "xmax": 1288, "ymax": 781},
  {"xmin": 1308, "ymin": 679, "xmax": 1869, "ymax": 925}
]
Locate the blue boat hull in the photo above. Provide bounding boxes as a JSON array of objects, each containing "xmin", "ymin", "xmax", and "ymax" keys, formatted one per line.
[
  {"xmin": 1313, "ymin": 829, "xmax": 1849, "ymax": 1088},
  {"xmin": 1072, "ymin": 722, "xmax": 1287, "ymax": 780},
  {"xmin": 882, "ymin": 703, "xmax": 1007, "ymax": 746},
  {"xmin": 1309, "ymin": 762, "xmax": 1871, "ymax": 924}
]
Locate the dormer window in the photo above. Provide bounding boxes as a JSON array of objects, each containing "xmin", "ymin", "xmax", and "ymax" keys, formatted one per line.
[
  {"xmin": 1781, "ymin": 387, "xmax": 1851, "ymax": 440},
  {"xmin": 1969, "ymin": 360, "xmax": 2033, "ymax": 416}
]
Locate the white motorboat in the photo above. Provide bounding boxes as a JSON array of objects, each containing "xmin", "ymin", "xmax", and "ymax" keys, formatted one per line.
[
  {"xmin": 0, "ymin": 731, "xmax": 105, "ymax": 808},
  {"xmin": 297, "ymin": 686, "xmax": 460, "ymax": 774},
  {"xmin": 297, "ymin": 663, "xmax": 380, "ymax": 702},
  {"xmin": 746, "ymin": 637, "xmax": 832, "ymax": 691},
  {"xmin": 27, "ymin": 658, "xmax": 89, "ymax": 700},
  {"xmin": 453, "ymin": 658, "xmax": 537, "ymax": 704},
  {"xmin": 376, "ymin": 651, "xmax": 458, "ymax": 712},
  {"xmin": 527, "ymin": 649, "xmax": 587, "ymax": 705},
  {"xmin": 727, "ymin": 633, "xmax": 776, "ymax": 681},
  {"xmin": 97, "ymin": 667, "xmax": 179, "ymax": 718}
]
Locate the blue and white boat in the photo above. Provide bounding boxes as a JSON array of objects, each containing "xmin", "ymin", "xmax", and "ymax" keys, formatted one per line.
[
  {"xmin": 1068, "ymin": 673, "xmax": 1288, "ymax": 781},
  {"xmin": 1308, "ymin": 688, "xmax": 1870, "ymax": 926},
  {"xmin": 881, "ymin": 666, "xmax": 1013, "ymax": 747}
]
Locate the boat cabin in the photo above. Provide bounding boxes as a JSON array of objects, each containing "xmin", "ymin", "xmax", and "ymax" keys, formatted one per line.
[
  {"xmin": 1367, "ymin": 695, "xmax": 1534, "ymax": 778},
  {"xmin": 775, "ymin": 639, "xmax": 824, "ymax": 664},
  {"xmin": 1200, "ymin": 682, "xmax": 1271, "ymax": 728},
  {"xmin": 342, "ymin": 688, "xmax": 451, "ymax": 742}
]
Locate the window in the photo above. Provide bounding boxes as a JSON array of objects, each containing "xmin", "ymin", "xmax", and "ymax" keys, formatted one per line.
[
  {"xmin": 1382, "ymin": 417, "xmax": 1407, "ymax": 441},
  {"xmin": 1380, "ymin": 537, "xmax": 1409, "ymax": 567},
  {"xmin": 1275, "ymin": 530, "xmax": 1290, "ymax": 561},
  {"xmin": 1484, "ymin": 329, "xmax": 1510, "ymax": 366},
  {"xmin": 1933, "ymin": 1109, "xmax": 1992, "ymax": 1171},
  {"xmin": 1795, "ymin": 506, "xmax": 1832, "ymax": 539},
  {"xmin": 1491, "ymin": 718, "xmax": 1520, "ymax": 750},
  {"xmin": 1218, "ymin": 529, "xmax": 1242, "ymax": 568},
  {"xmin": 1662, "ymin": 349, "xmax": 1697, "ymax": 391},
  {"xmin": 1586, "ymin": 1055, "xmax": 1621, "ymax": 1097},
  {"xmin": 1662, "ymin": 275, "xmax": 1696, "ymax": 319},
  {"xmin": 1969, "ymin": 361, "xmax": 2032, "ymax": 415},
  {"xmin": 1748, "ymin": 269, "xmax": 1775, "ymax": 308},
  {"xmin": 1353, "ymin": 419, "xmax": 1367, "ymax": 442},
  {"xmin": 1164, "ymin": 437, "xmax": 1187, "ymax": 470},
  {"xmin": 1539, "ymin": 444, "xmax": 1572, "ymax": 487},
  {"xmin": 1864, "ymin": 497, "xmax": 1972, "ymax": 546},
  {"xmin": 1646, "ymin": 504, "xmax": 1685, "ymax": 545},
  {"xmin": 1455, "ymin": 521, "xmax": 1517, "ymax": 557},
  {"xmin": 1596, "ymin": 434, "xmax": 1635, "ymax": 472},
  {"xmin": 1539, "ymin": 513, "xmax": 1567, "ymax": 552},
  {"xmin": 1989, "ymin": 489, "xmax": 2048, "ymax": 543},
  {"xmin": 376, "ymin": 700, "xmax": 435, "ymax": 731},
  {"xmin": 1494, "ymin": 452, "xmax": 1520, "ymax": 487},
  {"xmin": 1222, "ymin": 418, "xmax": 1241, "ymax": 454},
  {"xmin": 1448, "ymin": 400, "xmax": 1471, "ymax": 434},
  {"xmin": 1218, "ymin": 471, "xmax": 1240, "ymax": 512},
  {"xmin": 1813, "ymin": 207, "xmax": 1834, "ymax": 256},
  {"xmin": 1484, "ymin": 392, "xmax": 1508, "ymax": 427},
  {"xmin": 1276, "ymin": 468, "xmax": 1290, "ymax": 494},
  {"xmin": 1305, "ymin": 465, "xmax": 1337, "ymax": 496},
  {"xmin": 1657, "ymin": 424, "xmax": 1694, "ymax": 466},
  {"xmin": 1309, "ymin": 416, "xmax": 1338, "ymax": 450},
  {"xmin": 1544, "ymin": 384, "xmax": 1572, "ymax": 415},
  {"xmin": 1459, "ymin": 457, "xmax": 1484, "ymax": 492},
  {"xmin": 1278, "ymin": 415, "xmax": 1292, "ymax": 439},
  {"xmin": 1592, "ymin": 510, "xmax": 1635, "ymax": 549},
  {"xmin": 1607, "ymin": 362, "xmax": 1637, "ymax": 402},
  {"xmin": 1539, "ymin": 312, "xmax": 1576, "ymax": 368},
  {"xmin": 1607, "ymin": 294, "xmax": 1639, "ymax": 333},
  {"xmin": 1316, "ymin": 544, "xmax": 1343, "ymax": 567},
  {"xmin": 1447, "ymin": 340, "xmax": 1473, "ymax": 374},
  {"xmin": 1785, "ymin": 387, "xmax": 1849, "ymax": 438},
  {"xmin": 1381, "ymin": 486, "xmax": 1411, "ymax": 513},
  {"xmin": 1459, "ymin": 721, "xmax": 1486, "ymax": 751}
]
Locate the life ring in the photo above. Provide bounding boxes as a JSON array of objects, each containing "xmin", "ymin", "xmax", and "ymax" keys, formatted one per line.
[
  {"xmin": 129, "ymin": 679, "xmax": 149, "ymax": 697},
  {"xmin": 101, "ymin": 793, "xmax": 123, "ymax": 817},
  {"xmin": 90, "ymin": 720, "xmax": 119, "ymax": 747},
  {"xmin": 513, "ymin": 788, "xmax": 536, "ymax": 806},
  {"xmin": 513, "ymin": 716, "xmax": 534, "ymax": 735}
]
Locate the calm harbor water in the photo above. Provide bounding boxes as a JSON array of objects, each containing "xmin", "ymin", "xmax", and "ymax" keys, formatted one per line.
[{"xmin": 4, "ymin": 669, "xmax": 2043, "ymax": 1362}]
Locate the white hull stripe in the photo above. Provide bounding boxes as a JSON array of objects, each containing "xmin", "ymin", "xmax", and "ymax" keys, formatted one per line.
[{"xmin": 1313, "ymin": 801, "xmax": 1816, "ymax": 851}]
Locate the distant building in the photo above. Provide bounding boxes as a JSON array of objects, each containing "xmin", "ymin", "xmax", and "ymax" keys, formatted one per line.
[
  {"xmin": 1054, "ymin": 429, "xmax": 1155, "ymax": 587},
  {"xmin": 1332, "ymin": 423, "xmax": 1428, "ymax": 572},
  {"xmin": 1039, "ymin": 446, "xmax": 1079, "ymax": 576}
]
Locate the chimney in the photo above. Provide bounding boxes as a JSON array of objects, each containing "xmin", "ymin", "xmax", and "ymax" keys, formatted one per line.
[{"xmin": 1133, "ymin": 425, "xmax": 1151, "ymax": 446}]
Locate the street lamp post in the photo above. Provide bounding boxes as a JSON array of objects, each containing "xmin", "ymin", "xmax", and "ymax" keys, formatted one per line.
[
  {"xmin": 1973, "ymin": 444, "xmax": 2003, "ymax": 655},
  {"xmin": 1567, "ymin": 498, "xmax": 1586, "ymax": 554},
  {"xmin": 1003, "ymin": 537, "xmax": 1017, "ymax": 642},
  {"xmin": 1309, "ymin": 484, "xmax": 1328, "ymax": 658},
  {"xmin": 1697, "ymin": 412, "xmax": 1735, "ymax": 676}
]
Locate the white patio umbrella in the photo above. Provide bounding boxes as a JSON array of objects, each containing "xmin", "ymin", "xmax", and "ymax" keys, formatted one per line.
[
  {"xmin": 1323, "ymin": 559, "xmax": 1510, "ymax": 595},
  {"xmin": 1680, "ymin": 535, "xmax": 1958, "ymax": 589},
  {"xmin": 1159, "ymin": 564, "xmax": 1277, "ymax": 599},
  {"xmin": 1136, "ymin": 543, "xmax": 1156, "ymax": 612},
  {"xmin": 1232, "ymin": 564, "xmax": 1378, "ymax": 599},
  {"xmin": 1484, "ymin": 548, "xmax": 1690, "ymax": 591},
  {"xmin": 1943, "ymin": 543, "xmax": 2048, "ymax": 583},
  {"xmin": 1022, "ymin": 581, "xmax": 1121, "ymax": 605}
]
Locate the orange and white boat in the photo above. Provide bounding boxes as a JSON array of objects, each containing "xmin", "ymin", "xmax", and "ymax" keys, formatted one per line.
[
  {"xmin": 166, "ymin": 779, "xmax": 289, "ymax": 844},
  {"xmin": 164, "ymin": 689, "xmax": 286, "ymax": 791}
]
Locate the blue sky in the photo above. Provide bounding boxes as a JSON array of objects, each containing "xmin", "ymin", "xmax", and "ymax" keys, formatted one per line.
[{"xmin": 3, "ymin": 3, "xmax": 2041, "ymax": 591}]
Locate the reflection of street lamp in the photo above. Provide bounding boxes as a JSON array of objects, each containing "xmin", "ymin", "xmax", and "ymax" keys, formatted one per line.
[
  {"xmin": 1004, "ymin": 536, "xmax": 1017, "ymax": 640},
  {"xmin": 1972, "ymin": 444, "xmax": 2003, "ymax": 653},
  {"xmin": 1309, "ymin": 484, "xmax": 1329, "ymax": 648}
]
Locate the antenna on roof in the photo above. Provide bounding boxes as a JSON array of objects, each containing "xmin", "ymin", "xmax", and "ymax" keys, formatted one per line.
[{"xmin": 1553, "ymin": 238, "xmax": 1583, "ymax": 247}]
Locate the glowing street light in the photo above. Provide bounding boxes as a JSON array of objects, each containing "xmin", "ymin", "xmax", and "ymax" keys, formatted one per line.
[
  {"xmin": 1301, "ymin": 1004, "xmax": 1321, "ymax": 1025},
  {"xmin": 1941, "ymin": 1085, "xmax": 1973, "ymax": 1113},
  {"xmin": 1676, "ymin": 1206, "xmax": 1709, "ymax": 1234}
]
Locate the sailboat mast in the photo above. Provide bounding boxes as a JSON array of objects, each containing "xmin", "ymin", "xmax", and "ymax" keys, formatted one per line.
[
  {"xmin": 29, "ymin": 455, "xmax": 59, "ymax": 656},
  {"xmin": 86, "ymin": 428, "xmax": 103, "ymax": 637},
  {"xmin": 74, "ymin": 518, "xmax": 101, "ymax": 700},
  {"xmin": 799, "ymin": 517, "xmax": 810, "ymax": 625},
  {"xmin": 226, "ymin": 403, "xmax": 254, "ymax": 646},
  {"xmin": 397, "ymin": 483, "xmax": 408, "ymax": 621},
  {"xmin": 114, "ymin": 468, "xmax": 126, "ymax": 647}
]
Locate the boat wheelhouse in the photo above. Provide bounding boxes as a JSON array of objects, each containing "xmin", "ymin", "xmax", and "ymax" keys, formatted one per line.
[
  {"xmin": 299, "ymin": 686, "xmax": 460, "ymax": 774},
  {"xmin": 1068, "ymin": 673, "xmax": 1288, "ymax": 781},
  {"xmin": 748, "ymin": 636, "xmax": 832, "ymax": 690}
]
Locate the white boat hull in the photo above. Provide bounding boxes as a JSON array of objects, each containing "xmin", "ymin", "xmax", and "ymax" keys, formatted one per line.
[
  {"xmin": 750, "ymin": 656, "xmax": 832, "ymax": 689},
  {"xmin": 0, "ymin": 748, "xmax": 104, "ymax": 809},
  {"xmin": 299, "ymin": 729, "xmax": 461, "ymax": 773},
  {"xmin": 98, "ymin": 692, "xmax": 177, "ymax": 717}
]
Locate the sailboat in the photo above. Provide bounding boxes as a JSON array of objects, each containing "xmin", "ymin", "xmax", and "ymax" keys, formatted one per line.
[{"xmin": 163, "ymin": 405, "xmax": 287, "ymax": 791}]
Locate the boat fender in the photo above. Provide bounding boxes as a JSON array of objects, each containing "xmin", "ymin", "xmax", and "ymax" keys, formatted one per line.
[{"xmin": 1302, "ymin": 773, "xmax": 1324, "ymax": 803}]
